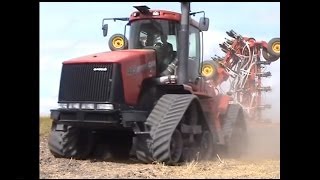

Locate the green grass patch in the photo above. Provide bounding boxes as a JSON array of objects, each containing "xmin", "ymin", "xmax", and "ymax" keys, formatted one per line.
[{"xmin": 40, "ymin": 116, "xmax": 52, "ymax": 136}]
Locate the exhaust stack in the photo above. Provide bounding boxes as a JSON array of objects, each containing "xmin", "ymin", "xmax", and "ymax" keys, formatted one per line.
[{"xmin": 177, "ymin": 2, "xmax": 190, "ymax": 84}]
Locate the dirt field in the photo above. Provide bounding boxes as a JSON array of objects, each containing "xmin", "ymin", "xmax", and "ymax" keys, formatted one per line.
[{"xmin": 40, "ymin": 118, "xmax": 280, "ymax": 179}]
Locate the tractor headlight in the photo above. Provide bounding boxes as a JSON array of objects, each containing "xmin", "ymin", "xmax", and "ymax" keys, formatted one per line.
[
  {"xmin": 81, "ymin": 103, "xmax": 95, "ymax": 110},
  {"xmin": 97, "ymin": 103, "xmax": 114, "ymax": 110},
  {"xmin": 68, "ymin": 103, "xmax": 80, "ymax": 109},
  {"xmin": 58, "ymin": 103, "xmax": 68, "ymax": 109}
]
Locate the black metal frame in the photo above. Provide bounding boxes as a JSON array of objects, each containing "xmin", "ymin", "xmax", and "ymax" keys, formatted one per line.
[{"xmin": 51, "ymin": 108, "xmax": 148, "ymax": 130}]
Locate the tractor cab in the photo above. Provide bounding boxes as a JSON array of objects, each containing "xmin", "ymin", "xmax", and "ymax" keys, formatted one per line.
[
  {"xmin": 102, "ymin": 5, "xmax": 209, "ymax": 81},
  {"xmin": 129, "ymin": 18, "xmax": 178, "ymax": 74}
]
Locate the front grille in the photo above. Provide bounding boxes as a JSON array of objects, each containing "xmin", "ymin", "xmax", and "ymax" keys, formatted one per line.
[{"xmin": 58, "ymin": 63, "xmax": 113, "ymax": 102}]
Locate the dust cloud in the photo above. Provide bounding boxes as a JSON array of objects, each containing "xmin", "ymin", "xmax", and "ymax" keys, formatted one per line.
[
  {"xmin": 243, "ymin": 95, "xmax": 280, "ymax": 160},
  {"xmin": 243, "ymin": 121, "xmax": 280, "ymax": 160},
  {"xmin": 243, "ymin": 60, "xmax": 280, "ymax": 159}
]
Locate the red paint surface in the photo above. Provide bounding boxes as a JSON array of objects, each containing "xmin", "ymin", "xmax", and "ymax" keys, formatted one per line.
[
  {"xmin": 63, "ymin": 49, "xmax": 154, "ymax": 64},
  {"xmin": 63, "ymin": 49, "xmax": 156, "ymax": 105},
  {"xmin": 129, "ymin": 10, "xmax": 200, "ymax": 28}
]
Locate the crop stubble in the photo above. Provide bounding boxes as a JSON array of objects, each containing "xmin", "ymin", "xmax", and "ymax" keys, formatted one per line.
[{"xmin": 40, "ymin": 118, "xmax": 280, "ymax": 179}]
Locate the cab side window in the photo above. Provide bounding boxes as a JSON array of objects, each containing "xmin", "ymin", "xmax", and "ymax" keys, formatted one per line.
[
  {"xmin": 189, "ymin": 26, "xmax": 200, "ymax": 61},
  {"xmin": 188, "ymin": 26, "xmax": 201, "ymax": 80}
]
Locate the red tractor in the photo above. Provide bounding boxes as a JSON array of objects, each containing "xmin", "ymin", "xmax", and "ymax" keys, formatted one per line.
[{"xmin": 48, "ymin": 2, "xmax": 277, "ymax": 164}]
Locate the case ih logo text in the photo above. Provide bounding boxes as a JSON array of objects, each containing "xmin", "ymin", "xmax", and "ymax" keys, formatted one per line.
[{"xmin": 93, "ymin": 67, "xmax": 107, "ymax": 71}]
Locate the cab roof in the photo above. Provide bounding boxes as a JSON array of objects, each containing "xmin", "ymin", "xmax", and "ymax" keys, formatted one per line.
[{"xmin": 129, "ymin": 9, "xmax": 200, "ymax": 29}]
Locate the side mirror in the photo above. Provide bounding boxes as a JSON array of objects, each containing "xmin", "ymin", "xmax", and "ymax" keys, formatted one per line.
[
  {"xmin": 199, "ymin": 17, "xmax": 209, "ymax": 31},
  {"xmin": 102, "ymin": 24, "xmax": 108, "ymax": 37}
]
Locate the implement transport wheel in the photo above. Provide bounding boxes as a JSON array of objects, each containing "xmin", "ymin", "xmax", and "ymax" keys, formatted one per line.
[
  {"xmin": 108, "ymin": 33, "xmax": 128, "ymax": 51},
  {"xmin": 262, "ymin": 48, "xmax": 279, "ymax": 62},
  {"xmin": 201, "ymin": 61, "xmax": 218, "ymax": 79},
  {"xmin": 267, "ymin": 38, "xmax": 280, "ymax": 57}
]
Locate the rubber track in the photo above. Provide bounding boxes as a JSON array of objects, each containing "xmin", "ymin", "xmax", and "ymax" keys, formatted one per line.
[
  {"xmin": 223, "ymin": 104, "xmax": 241, "ymax": 138},
  {"xmin": 135, "ymin": 135, "xmax": 154, "ymax": 163},
  {"xmin": 222, "ymin": 103, "xmax": 249, "ymax": 158},
  {"xmin": 148, "ymin": 94, "xmax": 198, "ymax": 163},
  {"xmin": 222, "ymin": 104, "xmax": 241, "ymax": 140},
  {"xmin": 48, "ymin": 125, "xmax": 79, "ymax": 157},
  {"xmin": 48, "ymin": 125, "xmax": 92, "ymax": 159},
  {"xmin": 136, "ymin": 95, "xmax": 180, "ymax": 163},
  {"xmin": 145, "ymin": 94, "xmax": 178, "ymax": 134}
]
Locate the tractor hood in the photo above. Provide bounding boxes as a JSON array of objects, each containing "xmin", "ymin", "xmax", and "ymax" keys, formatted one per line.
[{"xmin": 63, "ymin": 49, "xmax": 155, "ymax": 64}]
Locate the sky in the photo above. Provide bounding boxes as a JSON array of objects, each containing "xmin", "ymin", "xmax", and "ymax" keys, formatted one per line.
[{"xmin": 40, "ymin": 2, "xmax": 280, "ymax": 121}]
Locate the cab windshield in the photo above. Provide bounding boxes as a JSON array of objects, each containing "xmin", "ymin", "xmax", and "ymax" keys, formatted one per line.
[
  {"xmin": 128, "ymin": 19, "xmax": 201, "ymax": 78},
  {"xmin": 128, "ymin": 19, "xmax": 178, "ymax": 50}
]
